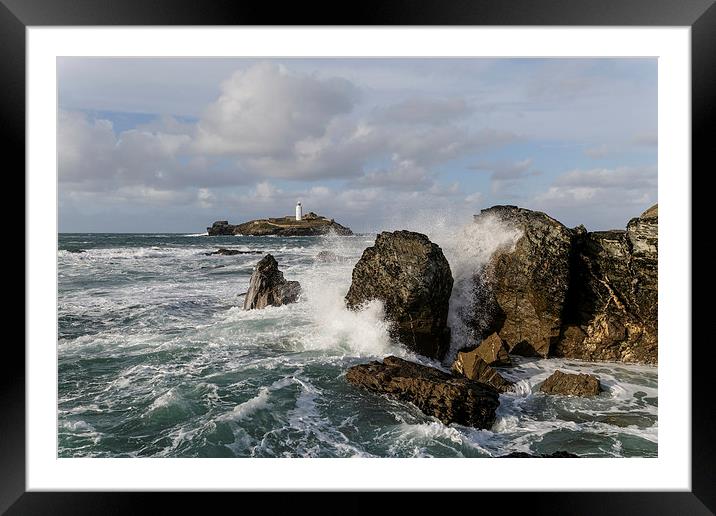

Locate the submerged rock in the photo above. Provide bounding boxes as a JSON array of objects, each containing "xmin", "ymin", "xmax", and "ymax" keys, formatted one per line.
[
  {"xmin": 346, "ymin": 356, "xmax": 499, "ymax": 429},
  {"xmin": 501, "ymin": 451, "xmax": 579, "ymax": 458},
  {"xmin": 554, "ymin": 205, "xmax": 658, "ymax": 364},
  {"xmin": 345, "ymin": 231, "xmax": 453, "ymax": 360},
  {"xmin": 539, "ymin": 370, "xmax": 602, "ymax": 397},
  {"xmin": 472, "ymin": 206, "xmax": 575, "ymax": 358},
  {"xmin": 315, "ymin": 250, "xmax": 344, "ymax": 263},
  {"xmin": 243, "ymin": 254, "xmax": 301, "ymax": 310},
  {"xmin": 451, "ymin": 350, "xmax": 514, "ymax": 393},
  {"xmin": 205, "ymin": 248, "xmax": 263, "ymax": 256}
]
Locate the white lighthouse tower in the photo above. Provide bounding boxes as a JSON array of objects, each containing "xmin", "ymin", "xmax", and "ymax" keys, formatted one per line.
[{"xmin": 295, "ymin": 201, "xmax": 303, "ymax": 221}]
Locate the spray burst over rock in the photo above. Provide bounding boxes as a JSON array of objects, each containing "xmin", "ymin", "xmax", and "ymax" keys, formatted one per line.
[{"xmin": 345, "ymin": 230, "xmax": 453, "ymax": 360}]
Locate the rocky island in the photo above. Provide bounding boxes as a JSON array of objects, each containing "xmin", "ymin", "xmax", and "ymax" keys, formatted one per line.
[{"xmin": 207, "ymin": 211, "xmax": 353, "ymax": 236}]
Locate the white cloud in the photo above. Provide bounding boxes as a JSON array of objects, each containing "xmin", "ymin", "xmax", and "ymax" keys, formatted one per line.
[
  {"xmin": 530, "ymin": 165, "xmax": 657, "ymax": 229},
  {"xmin": 195, "ymin": 62, "xmax": 359, "ymax": 156}
]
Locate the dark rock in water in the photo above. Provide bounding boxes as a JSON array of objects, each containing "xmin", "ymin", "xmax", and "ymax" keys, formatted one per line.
[
  {"xmin": 207, "ymin": 220, "xmax": 233, "ymax": 235},
  {"xmin": 345, "ymin": 231, "xmax": 453, "ymax": 360},
  {"xmin": 207, "ymin": 214, "xmax": 352, "ymax": 236},
  {"xmin": 539, "ymin": 370, "xmax": 602, "ymax": 397},
  {"xmin": 472, "ymin": 206, "xmax": 575, "ymax": 358},
  {"xmin": 451, "ymin": 350, "xmax": 514, "ymax": 393},
  {"xmin": 243, "ymin": 254, "xmax": 301, "ymax": 310},
  {"xmin": 501, "ymin": 451, "xmax": 579, "ymax": 458},
  {"xmin": 345, "ymin": 356, "xmax": 499, "ymax": 429},
  {"xmin": 471, "ymin": 332, "xmax": 512, "ymax": 367},
  {"xmin": 205, "ymin": 248, "xmax": 263, "ymax": 256},
  {"xmin": 67, "ymin": 248, "xmax": 86, "ymax": 254},
  {"xmin": 553, "ymin": 204, "xmax": 658, "ymax": 364}
]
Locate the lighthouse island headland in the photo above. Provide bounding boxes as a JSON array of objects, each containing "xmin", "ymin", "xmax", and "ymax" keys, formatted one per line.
[{"xmin": 207, "ymin": 201, "xmax": 353, "ymax": 236}]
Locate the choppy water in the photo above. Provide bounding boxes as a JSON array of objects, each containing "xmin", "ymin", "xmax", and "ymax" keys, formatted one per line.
[{"xmin": 58, "ymin": 228, "xmax": 657, "ymax": 458}]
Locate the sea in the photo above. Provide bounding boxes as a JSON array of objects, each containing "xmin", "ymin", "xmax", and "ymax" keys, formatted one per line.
[{"xmin": 58, "ymin": 218, "xmax": 657, "ymax": 458}]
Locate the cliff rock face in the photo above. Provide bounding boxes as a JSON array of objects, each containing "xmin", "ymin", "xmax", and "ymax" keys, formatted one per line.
[
  {"xmin": 539, "ymin": 370, "xmax": 602, "ymax": 397},
  {"xmin": 207, "ymin": 214, "xmax": 352, "ymax": 236},
  {"xmin": 345, "ymin": 231, "xmax": 453, "ymax": 360},
  {"xmin": 243, "ymin": 254, "xmax": 301, "ymax": 310},
  {"xmin": 553, "ymin": 205, "xmax": 658, "ymax": 364},
  {"xmin": 473, "ymin": 206, "xmax": 575, "ymax": 358},
  {"xmin": 346, "ymin": 356, "xmax": 499, "ymax": 429}
]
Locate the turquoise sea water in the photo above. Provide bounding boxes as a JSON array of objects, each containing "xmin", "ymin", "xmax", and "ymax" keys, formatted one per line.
[{"xmin": 58, "ymin": 231, "xmax": 657, "ymax": 458}]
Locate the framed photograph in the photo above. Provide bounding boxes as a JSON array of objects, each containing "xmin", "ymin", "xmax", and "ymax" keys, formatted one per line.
[{"xmin": 9, "ymin": 0, "xmax": 712, "ymax": 512}]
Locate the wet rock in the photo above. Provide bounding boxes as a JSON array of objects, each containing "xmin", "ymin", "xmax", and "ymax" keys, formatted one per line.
[
  {"xmin": 472, "ymin": 206, "xmax": 575, "ymax": 358},
  {"xmin": 205, "ymin": 248, "xmax": 263, "ymax": 256},
  {"xmin": 346, "ymin": 356, "xmax": 499, "ymax": 429},
  {"xmin": 539, "ymin": 370, "xmax": 602, "ymax": 397},
  {"xmin": 501, "ymin": 451, "xmax": 579, "ymax": 458},
  {"xmin": 554, "ymin": 204, "xmax": 658, "ymax": 364},
  {"xmin": 473, "ymin": 332, "xmax": 512, "ymax": 367},
  {"xmin": 451, "ymin": 351, "xmax": 514, "ymax": 393},
  {"xmin": 243, "ymin": 254, "xmax": 301, "ymax": 310},
  {"xmin": 345, "ymin": 231, "xmax": 453, "ymax": 360}
]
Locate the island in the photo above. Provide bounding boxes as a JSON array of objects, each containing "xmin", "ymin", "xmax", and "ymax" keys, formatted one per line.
[{"xmin": 207, "ymin": 211, "xmax": 353, "ymax": 236}]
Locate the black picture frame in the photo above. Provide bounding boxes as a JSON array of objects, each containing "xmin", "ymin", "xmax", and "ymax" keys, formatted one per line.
[{"xmin": 6, "ymin": 0, "xmax": 713, "ymax": 513}]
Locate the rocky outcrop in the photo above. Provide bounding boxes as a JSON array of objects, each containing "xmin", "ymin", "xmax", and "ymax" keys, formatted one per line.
[
  {"xmin": 345, "ymin": 231, "xmax": 453, "ymax": 360},
  {"xmin": 501, "ymin": 451, "xmax": 579, "ymax": 458},
  {"xmin": 471, "ymin": 332, "xmax": 511, "ymax": 367},
  {"xmin": 553, "ymin": 205, "xmax": 658, "ymax": 364},
  {"xmin": 205, "ymin": 248, "xmax": 263, "ymax": 256},
  {"xmin": 207, "ymin": 214, "xmax": 352, "ymax": 236},
  {"xmin": 468, "ymin": 204, "xmax": 657, "ymax": 364},
  {"xmin": 345, "ymin": 356, "xmax": 499, "ymax": 429},
  {"xmin": 539, "ymin": 370, "xmax": 602, "ymax": 397},
  {"xmin": 243, "ymin": 254, "xmax": 301, "ymax": 310},
  {"xmin": 451, "ymin": 350, "xmax": 514, "ymax": 393},
  {"xmin": 472, "ymin": 206, "xmax": 575, "ymax": 358}
]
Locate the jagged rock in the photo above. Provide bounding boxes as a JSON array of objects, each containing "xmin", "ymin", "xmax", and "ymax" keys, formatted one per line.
[
  {"xmin": 205, "ymin": 248, "xmax": 263, "ymax": 256},
  {"xmin": 553, "ymin": 204, "xmax": 658, "ymax": 364},
  {"xmin": 472, "ymin": 206, "xmax": 575, "ymax": 358},
  {"xmin": 345, "ymin": 231, "xmax": 453, "ymax": 360},
  {"xmin": 207, "ymin": 214, "xmax": 352, "ymax": 236},
  {"xmin": 473, "ymin": 332, "xmax": 512, "ymax": 366},
  {"xmin": 451, "ymin": 351, "xmax": 514, "ymax": 393},
  {"xmin": 539, "ymin": 370, "xmax": 602, "ymax": 397},
  {"xmin": 243, "ymin": 254, "xmax": 301, "ymax": 310},
  {"xmin": 345, "ymin": 356, "xmax": 499, "ymax": 429},
  {"xmin": 501, "ymin": 451, "xmax": 579, "ymax": 458}
]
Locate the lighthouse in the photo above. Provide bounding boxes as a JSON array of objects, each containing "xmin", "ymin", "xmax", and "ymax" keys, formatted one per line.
[{"xmin": 295, "ymin": 201, "xmax": 303, "ymax": 221}]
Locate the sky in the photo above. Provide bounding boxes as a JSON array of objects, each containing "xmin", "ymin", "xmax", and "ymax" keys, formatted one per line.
[{"xmin": 58, "ymin": 58, "xmax": 657, "ymax": 233}]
